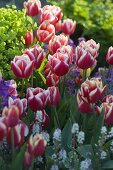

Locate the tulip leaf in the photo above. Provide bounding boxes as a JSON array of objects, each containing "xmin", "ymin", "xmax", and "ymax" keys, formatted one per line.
[
  {"xmin": 61, "ymin": 119, "xmax": 72, "ymax": 150},
  {"xmin": 91, "ymin": 110, "xmax": 104, "ymax": 144},
  {"xmin": 10, "ymin": 143, "xmax": 27, "ymax": 170},
  {"xmin": 102, "ymin": 160, "xmax": 113, "ymax": 169}
]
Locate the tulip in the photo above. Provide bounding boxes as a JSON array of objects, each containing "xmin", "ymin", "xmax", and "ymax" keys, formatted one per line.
[
  {"xmin": 7, "ymin": 122, "xmax": 28, "ymax": 146},
  {"xmin": 36, "ymin": 21, "xmax": 55, "ymax": 43},
  {"xmin": 46, "ymin": 73, "xmax": 60, "ymax": 87},
  {"xmin": 77, "ymin": 90, "xmax": 93, "ymax": 113},
  {"xmin": 0, "ymin": 118, "xmax": 7, "ymax": 141},
  {"xmin": 76, "ymin": 39, "xmax": 100, "ymax": 69},
  {"xmin": 24, "ymin": 31, "xmax": 34, "ymax": 46},
  {"xmin": 49, "ymin": 34, "xmax": 68, "ymax": 54},
  {"xmin": 26, "ymin": 87, "xmax": 49, "ymax": 112},
  {"xmin": 38, "ymin": 5, "xmax": 63, "ymax": 25},
  {"xmin": 77, "ymin": 77, "xmax": 106, "ymax": 113},
  {"xmin": 57, "ymin": 45, "xmax": 74, "ymax": 64},
  {"xmin": 35, "ymin": 110, "xmax": 49, "ymax": 127},
  {"xmin": 48, "ymin": 52, "xmax": 70, "ymax": 76},
  {"xmin": 24, "ymin": 45, "xmax": 45, "ymax": 70},
  {"xmin": 62, "ymin": 19, "xmax": 76, "ymax": 35},
  {"xmin": 106, "ymin": 46, "xmax": 113, "ymax": 65},
  {"xmin": 48, "ymin": 86, "xmax": 60, "ymax": 106},
  {"xmin": 27, "ymin": 134, "xmax": 46, "ymax": 156},
  {"xmin": 11, "ymin": 54, "xmax": 34, "ymax": 78},
  {"xmin": 43, "ymin": 61, "xmax": 52, "ymax": 77},
  {"xmin": 55, "ymin": 20, "xmax": 62, "ymax": 32},
  {"xmin": 24, "ymin": 0, "xmax": 41, "ymax": 17},
  {"xmin": 2, "ymin": 105, "xmax": 19, "ymax": 127},
  {"xmin": 24, "ymin": 151, "xmax": 34, "ymax": 167},
  {"xmin": 8, "ymin": 97, "xmax": 27, "ymax": 117}
]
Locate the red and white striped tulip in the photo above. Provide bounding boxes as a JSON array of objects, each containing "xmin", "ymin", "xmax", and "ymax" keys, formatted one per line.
[
  {"xmin": 54, "ymin": 20, "xmax": 62, "ymax": 32},
  {"xmin": 24, "ymin": 45, "xmax": 45, "ymax": 70},
  {"xmin": 76, "ymin": 39, "xmax": 100, "ymax": 69},
  {"xmin": 48, "ymin": 86, "xmax": 60, "ymax": 106},
  {"xmin": 24, "ymin": 0, "xmax": 41, "ymax": 17},
  {"xmin": 26, "ymin": 87, "xmax": 49, "ymax": 112},
  {"xmin": 77, "ymin": 90, "xmax": 93, "ymax": 113},
  {"xmin": 0, "ymin": 118, "xmax": 7, "ymax": 141},
  {"xmin": 38, "ymin": 5, "xmax": 63, "ymax": 25},
  {"xmin": 96, "ymin": 95, "xmax": 113, "ymax": 125},
  {"xmin": 2, "ymin": 105, "xmax": 19, "ymax": 127},
  {"xmin": 24, "ymin": 31, "xmax": 34, "ymax": 46},
  {"xmin": 24, "ymin": 151, "xmax": 34, "ymax": 168},
  {"xmin": 49, "ymin": 34, "xmax": 68, "ymax": 54},
  {"xmin": 62, "ymin": 19, "xmax": 76, "ymax": 35},
  {"xmin": 27, "ymin": 134, "xmax": 46, "ymax": 156},
  {"xmin": 8, "ymin": 97, "xmax": 27, "ymax": 117},
  {"xmin": 11, "ymin": 54, "xmax": 34, "ymax": 78},
  {"xmin": 7, "ymin": 122, "xmax": 28, "ymax": 146},
  {"xmin": 46, "ymin": 73, "xmax": 60, "ymax": 87},
  {"xmin": 48, "ymin": 52, "xmax": 70, "ymax": 76},
  {"xmin": 106, "ymin": 46, "xmax": 113, "ymax": 65},
  {"xmin": 36, "ymin": 21, "xmax": 55, "ymax": 43}
]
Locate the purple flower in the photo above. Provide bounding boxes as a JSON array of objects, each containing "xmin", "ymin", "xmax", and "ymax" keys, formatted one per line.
[{"xmin": 0, "ymin": 79, "xmax": 17, "ymax": 109}]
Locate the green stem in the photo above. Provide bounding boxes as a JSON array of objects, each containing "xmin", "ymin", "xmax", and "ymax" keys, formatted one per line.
[
  {"xmin": 31, "ymin": 71, "xmax": 34, "ymax": 87},
  {"xmin": 82, "ymin": 69, "xmax": 87, "ymax": 83},
  {"xmin": 21, "ymin": 78, "xmax": 24, "ymax": 98},
  {"xmin": 54, "ymin": 107, "xmax": 60, "ymax": 128},
  {"xmin": 11, "ymin": 127, "xmax": 15, "ymax": 161}
]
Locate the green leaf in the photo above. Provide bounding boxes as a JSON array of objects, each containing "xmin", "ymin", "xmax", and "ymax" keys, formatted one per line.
[
  {"xmin": 10, "ymin": 143, "xmax": 27, "ymax": 170},
  {"xmin": 61, "ymin": 119, "xmax": 72, "ymax": 150},
  {"xmin": 102, "ymin": 160, "xmax": 113, "ymax": 169},
  {"xmin": 91, "ymin": 110, "xmax": 104, "ymax": 144}
]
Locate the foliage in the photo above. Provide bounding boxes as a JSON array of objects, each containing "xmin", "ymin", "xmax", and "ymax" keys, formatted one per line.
[{"xmin": 0, "ymin": 6, "xmax": 32, "ymax": 79}]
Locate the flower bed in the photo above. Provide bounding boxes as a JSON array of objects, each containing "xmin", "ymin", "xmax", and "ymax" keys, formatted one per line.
[{"xmin": 0, "ymin": 0, "xmax": 113, "ymax": 170}]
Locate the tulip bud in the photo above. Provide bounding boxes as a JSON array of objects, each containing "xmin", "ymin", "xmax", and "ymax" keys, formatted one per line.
[
  {"xmin": 48, "ymin": 86, "xmax": 60, "ymax": 106},
  {"xmin": 106, "ymin": 46, "xmax": 113, "ymax": 65},
  {"xmin": 62, "ymin": 19, "xmax": 76, "ymax": 35},
  {"xmin": 24, "ymin": 31, "xmax": 34, "ymax": 46},
  {"xmin": 27, "ymin": 134, "xmax": 46, "ymax": 156},
  {"xmin": 2, "ymin": 106, "xmax": 19, "ymax": 127}
]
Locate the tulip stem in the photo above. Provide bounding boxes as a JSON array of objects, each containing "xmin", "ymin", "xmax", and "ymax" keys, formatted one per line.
[
  {"xmin": 31, "ymin": 72, "xmax": 34, "ymax": 87},
  {"xmin": 21, "ymin": 78, "xmax": 24, "ymax": 98},
  {"xmin": 11, "ymin": 127, "xmax": 15, "ymax": 161},
  {"xmin": 54, "ymin": 107, "xmax": 60, "ymax": 128},
  {"xmin": 82, "ymin": 69, "xmax": 87, "ymax": 83}
]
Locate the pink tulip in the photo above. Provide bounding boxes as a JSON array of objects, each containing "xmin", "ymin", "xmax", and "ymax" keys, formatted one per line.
[
  {"xmin": 48, "ymin": 86, "xmax": 60, "ymax": 106},
  {"xmin": 57, "ymin": 45, "xmax": 74, "ymax": 64},
  {"xmin": 24, "ymin": 0, "xmax": 41, "ymax": 17},
  {"xmin": 24, "ymin": 151, "xmax": 34, "ymax": 167},
  {"xmin": 49, "ymin": 34, "xmax": 68, "ymax": 54},
  {"xmin": 46, "ymin": 73, "xmax": 60, "ymax": 87},
  {"xmin": 77, "ymin": 90, "xmax": 93, "ymax": 113},
  {"xmin": 24, "ymin": 31, "xmax": 34, "ymax": 46},
  {"xmin": 7, "ymin": 122, "xmax": 28, "ymax": 146},
  {"xmin": 77, "ymin": 77, "xmax": 106, "ymax": 113},
  {"xmin": 26, "ymin": 87, "xmax": 49, "ymax": 112},
  {"xmin": 48, "ymin": 52, "xmax": 70, "ymax": 76},
  {"xmin": 106, "ymin": 46, "xmax": 113, "ymax": 65},
  {"xmin": 36, "ymin": 21, "xmax": 55, "ymax": 43},
  {"xmin": 55, "ymin": 20, "xmax": 62, "ymax": 32},
  {"xmin": 11, "ymin": 54, "xmax": 34, "ymax": 78},
  {"xmin": 38, "ymin": 5, "xmax": 63, "ymax": 25},
  {"xmin": 2, "ymin": 106, "xmax": 19, "ymax": 127},
  {"xmin": 24, "ymin": 45, "xmax": 45, "ymax": 70},
  {"xmin": 0, "ymin": 118, "xmax": 7, "ymax": 141},
  {"xmin": 76, "ymin": 39, "xmax": 100, "ymax": 69},
  {"xmin": 27, "ymin": 134, "xmax": 46, "ymax": 156},
  {"xmin": 62, "ymin": 19, "xmax": 76, "ymax": 35},
  {"xmin": 8, "ymin": 97, "xmax": 27, "ymax": 117}
]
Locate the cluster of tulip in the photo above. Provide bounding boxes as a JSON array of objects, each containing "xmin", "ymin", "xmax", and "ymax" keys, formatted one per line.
[{"xmin": 1, "ymin": 0, "xmax": 113, "ymax": 169}]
